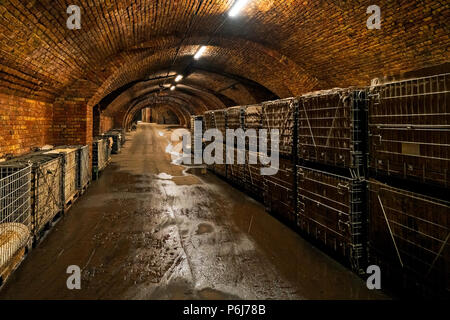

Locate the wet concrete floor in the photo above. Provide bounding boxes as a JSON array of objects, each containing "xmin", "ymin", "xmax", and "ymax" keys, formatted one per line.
[{"xmin": 0, "ymin": 123, "xmax": 389, "ymax": 300}]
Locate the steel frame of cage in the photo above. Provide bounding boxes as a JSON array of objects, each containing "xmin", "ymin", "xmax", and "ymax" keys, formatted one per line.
[
  {"xmin": 298, "ymin": 88, "xmax": 367, "ymax": 174},
  {"xmin": 262, "ymin": 98, "xmax": 299, "ymax": 158},
  {"xmin": 0, "ymin": 165, "xmax": 32, "ymax": 276},
  {"xmin": 78, "ymin": 145, "xmax": 91, "ymax": 190},
  {"xmin": 367, "ymin": 179, "xmax": 449, "ymax": 297},
  {"xmin": 368, "ymin": 73, "xmax": 449, "ymax": 188},
  {"xmin": 297, "ymin": 165, "xmax": 366, "ymax": 273}
]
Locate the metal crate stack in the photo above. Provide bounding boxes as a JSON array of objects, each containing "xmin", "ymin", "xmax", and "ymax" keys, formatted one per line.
[
  {"xmin": 203, "ymin": 111, "xmax": 218, "ymax": 173},
  {"xmin": 210, "ymin": 109, "xmax": 228, "ymax": 179},
  {"xmin": 190, "ymin": 115, "xmax": 204, "ymax": 156},
  {"xmin": 262, "ymin": 98, "xmax": 299, "ymax": 224},
  {"xmin": 367, "ymin": 73, "xmax": 450, "ymax": 295},
  {"xmin": 296, "ymin": 88, "xmax": 368, "ymax": 272},
  {"xmin": 0, "ymin": 153, "xmax": 63, "ymax": 240},
  {"xmin": 77, "ymin": 145, "xmax": 91, "ymax": 191},
  {"xmin": 92, "ymin": 137, "xmax": 109, "ymax": 180},
  {"xmin": 242, "ymin": 105, "xmax": 265, "ymax": 201},
  {"xmin": 226, "ymin": 107, "xmax": 246, "ymax": 188},
  {"xmin": 297, "ymin": 166, "xmax": 365, "ymax": 273},
  {"xmin": 0, "ymin": 165, "xmax": 32, "ymax": 284},
  {"xmin": 368, "ymin": 74, "xmax": 449, "ymax": 188},
  {"xmin": 44, "ymin": 147, "xmax": 79, "ymax": 208},
  {"xmin": 368, "ymin": 180, "xmax": 449, "ymax": 297}
]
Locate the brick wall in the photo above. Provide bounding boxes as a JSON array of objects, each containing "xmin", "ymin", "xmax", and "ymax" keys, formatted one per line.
[
  {"xmin": 100, "ymin": 115, "xmax": 114, "ymax": 134},
  {"xmin": 0, "ymin": 93, "xmax": 53, "ymax": 157}
]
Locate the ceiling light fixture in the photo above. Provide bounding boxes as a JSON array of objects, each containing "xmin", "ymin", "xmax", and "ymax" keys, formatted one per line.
[
  {"xmin": 175, "ymin": 75, "xmax": 183, "ymax": 82},
  {"xmin": 194, "ymin": 46, "xmax": 207, "ymax": 60},
  {"xmin": 170, "ymin": 85, "xmax": 176, "ymax": 91},
  {"xmin": 229, "ymin": 0, "xmax": 249, "ymax": 17}
]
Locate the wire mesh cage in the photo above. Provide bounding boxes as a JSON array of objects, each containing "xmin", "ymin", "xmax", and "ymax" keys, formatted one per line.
[
  {"xmin": 263, "ymin": 158, "xmax": 296, "ymax": 224},
  {"xmin": 78, "ymin": 145, "xmax": 91, "ymax": 190},
  {"xmin": 1, "ymin": 154, "xmax": 63, "ymax": 238},
  {"xmin": 227, "ymin": 106, "xmax": 245, "ymax": 131},
  {"xmin": 298, "ymin": 88, "xmax": 367, "ymax": 171},
  {"xmin": 226, "ymin": 146, "xmax": 246, "ymax": 188},
  {"xmin": 297, "ymin": 165, "xmax": 365, "ymax": 273},
  {"xmin": 92, "ymin": 138, "xmax": 108, "ymax": 173},
  {"xmin": 44, "ymin": 147, "xmax": 78, "ymax": 205},
  {"xmin": 368, "ymin": 73, "xmax": 450, "ymax": 188},
  {"xmin": 243, "ymin": 151, "xmax": 265, "ymax": 201},
  {"xmin": 0, "ymin": 165, "xmax": 32, "ymax": 276},
  {"xmin": 262, "ymin": 98, "xmax": 299, "ymax": 157},
  {"xmin": 368, "ymin": 179, "xmax": 449, "ymax": 297},
  {"xmin": 243, "ymin": 104, "xmax": 263, "ymax": 151}
]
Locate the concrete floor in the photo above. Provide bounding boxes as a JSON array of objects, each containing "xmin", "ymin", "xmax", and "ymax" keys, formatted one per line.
[{"xmin": 0, "ymin": 123, "xmax": 389, "ymax": 300}]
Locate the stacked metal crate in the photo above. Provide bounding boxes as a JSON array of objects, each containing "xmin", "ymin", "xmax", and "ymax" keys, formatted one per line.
[
  {"xmin": 44, "ymin": 147, "xmax": 79, "ymax": 209},
  {"xmin": 203, "ymin": 111, "xmax": 217, "ymax": 173},
  {"xmin": 0, "ymin": 165, "xmax": 32, "ymax": 284},
  {"xmin": 92, "ymin": 137, "xmax": 109, "ymax": 180},
  {"xmin": 0, "ymin": 153, "xmax": 63, "ymax": 241},
  {"xmin": 190, "ymin": 115, "xmax": 204, "ymax": 156},
  {"xmin": 203, "ymin": 110, "xmax": 227, "ymax": 179},
  {"xmin": 226, "ymin": 106, "xmax": 246, "ymax": 188},
  {"xmin": 367, "ymin": 73, "xmax": 450, "ymax": 296},
  {"xmin": 242, "ymin": 104, "xmax": 264, "ymax": 201},
  {"xmin": 296, "ymin": 88, "xmax": 367, "ymax": 273},
  {"xmin": 262, "ymin": 98, "xmax": 299, "ymax": 225},
  {"xmin": 77, "ymin": 145, "xmax": 91, "ymax": 192}
]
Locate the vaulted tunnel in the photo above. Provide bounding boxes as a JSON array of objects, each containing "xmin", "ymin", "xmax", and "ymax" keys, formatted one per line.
[{"xmin": 0, "ymin": 0, "xmax": 448, "ymax": 302}]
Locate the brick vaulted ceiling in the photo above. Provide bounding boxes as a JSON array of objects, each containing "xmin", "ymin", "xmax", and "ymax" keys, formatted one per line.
[{"xmin": 0, "ymin": 0, "xmax": 449, "ymax": 122}]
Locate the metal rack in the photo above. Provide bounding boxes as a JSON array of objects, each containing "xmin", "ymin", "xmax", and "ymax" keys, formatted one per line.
[
  {"xmin": 77, "ymin": 145, "xmax": 91, "ymax": 191},
  {"xmin": 368, "ymin": 179, "xmax": 449, "ymax": 296},
  {"xmin": 0, "ymin": 165, "xmax": 32, "ymax": 278},
  {"xmin": 297, "ymin": 165, "xmax": 365, "ymax": 273},
  {"xmin": 298, "ymin": 88, "xmax": 367, "ymax": 171},
  {"xmin": 44, "ymin": 147, "xmax": 78, "ymax": 207},
  {"xmin": 0, "ymin": 154, "xmax": 63, "ymax": 239},
  {"xmin": 103, "ymin": 132, "xmax": 121, "ymax": 154},
  {"xmin": 368, "ymin": 73, "xmax": 450, "ymax": 187},
  {"xmin": 92, "ymin": 138, "xmax": 109, "ymax": 180},
  {"xmin": 262, "ymin": 98, "xmax": 299, "ymax": 157}
]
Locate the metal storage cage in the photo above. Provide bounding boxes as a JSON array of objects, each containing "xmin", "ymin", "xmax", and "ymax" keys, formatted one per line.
[
  {"xmin": 243, "ymin": 104, "xmax": 263, "ymax": 151},
  {"xmin": 297, "ymin": 166, "xmax": 365, "ymax": 273},
  {"xmin": 0, "ymin": 165, "xmax": 32, "ymax": 282},
  {"xmin": 243, "ymin": 151, "xmax": 265, "ymax": 202},
  {"xmin": 262, "ymin": 98, "xmax": 299, "ymax": 157},
  {"xmin": 214, "ymin": 143, "xmax": 227, "ymax": 179},
  {"xmin": 77, "ymin": 145, "xmax": 91, "ymax": 191},
  {"xmin": 226, "ymin": 146, "xmax": 246, "ymax": 188},
  {"xmin": 298, "ymin": 88, "xmax": 367, "ymax": 171},
  {"xmin": 263, "ymin": 158, "xmax": 296, "ymax": 224},
  {"xmin": 227, "ymin": 106, "xmax": 245, "ymax": 131},
  {"xmin": 368, "ymin": 179, "xmax": 449, "ymax": 297},
  {"xmin": 44, "ymin": 147, "xmax": 78, "ymax": 207},
  {"xmin": 368, "ymin": 73, "xmax": 450, "ymax": 188},
  {"xmin": 103, "ymin": 132, "xmax": 121, "ymax": 154},
  {"xmin": 92, "ymin": 138, "xmax": 108, "ymax": 179},
  {"xmin": 0, "ymin": 153, "xmax": 63, "ymax": 239}
]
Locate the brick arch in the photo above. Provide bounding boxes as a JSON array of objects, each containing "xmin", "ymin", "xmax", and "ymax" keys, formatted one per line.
[{"xmin": 123, "ymin": 96, "xmax": 195, "ymax": 130}]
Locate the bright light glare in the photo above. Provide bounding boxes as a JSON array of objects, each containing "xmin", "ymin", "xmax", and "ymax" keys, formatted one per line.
[
  {"xmin": 194, "ymin": 46, "xmax": 207, "ymax": 60},
  {"xmin": 175, "ymin": 75, "xmax": 183, "ymax": 82},
  {"xmin": 170, "ymin": 85, "xmax": 176, "ymax": 91},
  {"xmin": 229, "ymin": 0, "xmax": 249, "ymax": 17}
]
